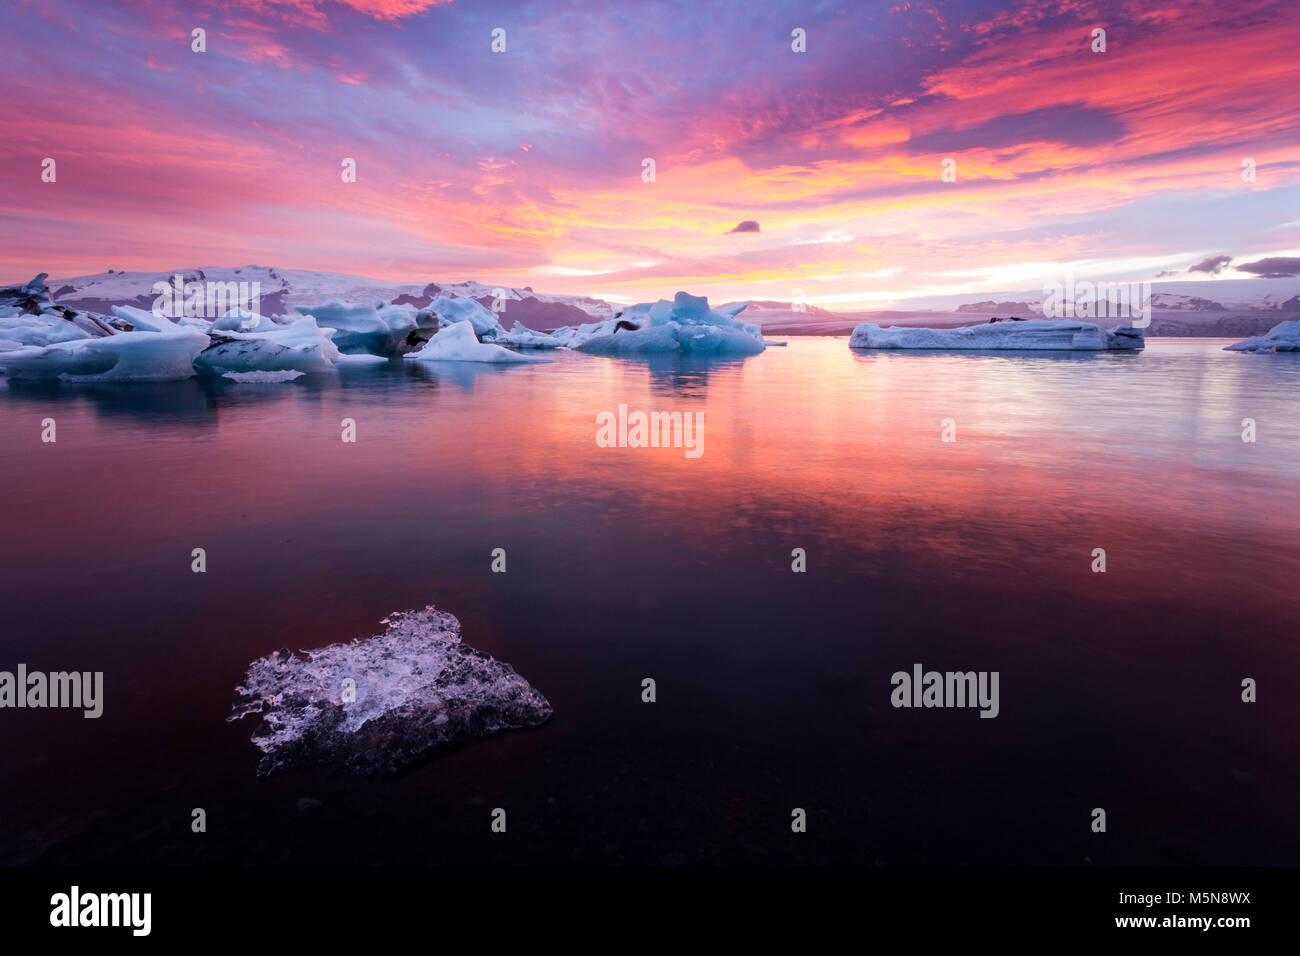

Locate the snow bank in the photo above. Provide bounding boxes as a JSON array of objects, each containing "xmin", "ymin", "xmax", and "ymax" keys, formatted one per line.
[
  {"xmin": 1224, "ymin": 320, "xmax": 1300, "ymax": 352},
  {"xmin": 570, "ymin": 292, "xmax": 765, "ymax": 356},
  {"xmin": 849, "ymin": 318, "xmax": 1145, "ymax": 351},
  {"xmin": 227, "ymin": 605, "xmax": 553, "ymax": 777},
  {"xmin": 404, "ymin": 320, "xmax": 551, "ymax": 364}
]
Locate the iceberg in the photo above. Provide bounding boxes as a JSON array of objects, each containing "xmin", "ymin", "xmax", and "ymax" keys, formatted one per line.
[
  {"xmin": 849, "ymin": 318, "xmax": 1145, "ymax": 351},
  {"xmin": 404, "ymin": 320, "xmax": 551, "ymax": 364},
  {"xmin": 570, "ymin": 292, "xmax": 765, "ymax": 356},
  {"xmin": 428, "ymin": 295, "xmax": 502, "ymax": 337},
  {"xmin": 0, "ymin": 326, "xmax": 209, "ymax": 381},
  {"xmin": 294, "ymin": 299, "xmax": 422, "ymax": 356},
  {"xmin": 227, "ymin": 605, "xmax": 553, "ymax": 777},
  {"xmin": 0, "ymin": 273, "xmax": 120, "ymax": 347},
  {"xmin": 1224, "ymin": 320, "xmax": 1300, "ymax": 352},
  {"xmin": 194, "ymin": 315, "xmax": 341, "ymax": 375}
]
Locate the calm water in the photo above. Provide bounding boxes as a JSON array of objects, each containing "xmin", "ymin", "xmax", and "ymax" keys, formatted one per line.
[{"xmin": 1, "ymin": 338, "xmax": 1297, "ymax": 866}]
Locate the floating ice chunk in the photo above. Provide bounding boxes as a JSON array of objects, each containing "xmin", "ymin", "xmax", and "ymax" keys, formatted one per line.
[
  {"xmin": 0, "ymin": 312, "xmax": 92, "ymax": 347},
  {"xmin": 210, "ymin": 308, "xmax": 283, "ymax": 333},
  {"xmin": 194, "ymin": 316, "xmax": 340, "ymax": 375},
  {"xmin": 849, "ymin": 318, "xmax": 1145, "ymax": 351},
  {"xmin": 405, "ymin": 320, "xmax": 551, "ymax": 364},
  {"xmin": 1224, "ymin": 320, "xmax": 1300, "ymax": 352},
  {"xmin": 488, "ymin": 321, "xmax": 564, "ymax": 349},
  {"xmin": 222, "ymin": 370, "xmax": 305, "ymax": 383},
  {"xmin": 429, "ymin": 295, "xmax": 502, "ymax": 337},
  {"xmin": 0, "ymin": 273, "xmax": 117, "ymax": 344},
  {"xmin": 0, "ymin": 327, "xmax": 209, "ymax": 380},
  {"xmin": 294, "ymin": 299, "xmax": 405, "ymax": 355},
  {"xmin": 110, "ymin": 303, "xmax": 182, "ymax": 333},
  {"xmin": 333, "ymin": 352, "xmax": 391, "ymax": 367},
  {"xmin": 572, "ymin": 292, "xmax": 765, "ymax": 356},
  {"xmin": 227, "ymin": 605, "xmax": 553, "ymax": 777}
]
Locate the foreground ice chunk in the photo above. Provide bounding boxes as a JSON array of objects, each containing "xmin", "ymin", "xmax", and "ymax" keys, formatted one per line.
[
  {"xmin": 572, "ymin": 292, "xmax": 765, "ymax": 356},
  {"xmin": 849, "ymin": 318, "xmax": 1144, "ymax": 350},
  {"xmin": 1224, "ymin": 320, "xmax": 1300, "ymax": 352},
  {"xmin": 405, "ymin": 319, "xmax": 551, "ymax": 364},
  {"xmin": 227, "ymin": 605, "xmax": 553, "ymax": 777}
]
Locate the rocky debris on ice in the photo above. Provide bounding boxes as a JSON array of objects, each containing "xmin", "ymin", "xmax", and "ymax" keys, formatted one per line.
[
  {"xmin": 848, "ymin": 317, "xmax": 1145, "ymax": 350},
  {"xmin": 0, "ymin": 287, "xmax": 209, "ymax": 381},
  {"xmin": 404, "ymin": 319, "xmax": 552, "ymax": 364},
  {"xmin": 0, "ymin": 274, "xmax": 122, "ymax": 350},
  {"xmin": 1224, "ymin": 320, "xmax": 1300, "ymax": 352},
  {"xmin": 564, "ymin": 292, "xmax": 765, "ymax": 355},
  {"xmin": 227, "ymin": 605, "xmax": 552, "ymax": 777}
]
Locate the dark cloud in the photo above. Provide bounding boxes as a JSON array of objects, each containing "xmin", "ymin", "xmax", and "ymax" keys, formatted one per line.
[
  {"xmin": 728, "ymin": 220, "xmax": 761, "ymax": 234},
  {"xmin": 1154, "ymin": 270, "xmax": 1178, "ymax": 278},
  {"xmin": 1189, "ymin": 254, "xmax": 1232, "ymax": 274},
  {"xmin": 906, "ymin": 105, "xmax": 1127, "ymax": 153},
  {"xmin": 1235, "ymin": 257, "xmax": 1300, "ymax": 279}
]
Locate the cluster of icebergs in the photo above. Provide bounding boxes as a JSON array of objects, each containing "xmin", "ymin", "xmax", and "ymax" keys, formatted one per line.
[
  {"xmin": 4, "ymin": 271, "xmax": 1295, "ymax": 383},
  {"xmin": 0, "ymin": 277, "xmax": 768, "ymax": 382}
]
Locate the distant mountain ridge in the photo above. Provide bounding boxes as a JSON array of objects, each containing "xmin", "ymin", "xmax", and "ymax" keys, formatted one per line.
[{"xmin": 45, "ymin": 266, "xmax": 615, "ymax": 331}]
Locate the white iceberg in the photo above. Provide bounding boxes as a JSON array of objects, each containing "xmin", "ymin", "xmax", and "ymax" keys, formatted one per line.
[
  {"xmin": 222, "ymin": 370, "xmax": 305, "ymax": 383},
  {"xmin": 294, "ymin": 299, "xmax": 420, "ymax": 355},
  {"xmin": 1224, "ymin": 320, "xmax": 1300, "ymax": 352},
  {"xmin": 0, "ymin": 273, "xmax": 119, "ymax": 347},
  {"xmin": 227, "ymin": 604, "xmax": 553, "ymax": 777},
  {"xmin": 849, "ymin": 318, "xmax": 1145, "ymax": 351},
  {"xmin": 428, "ymin": 295, "xmax": 501, "ymax": 337},
  {"xmin": 0, "ymin": 326, "xmax": 209, "ymax": 381},
  {"xmin": 570, "ymin": 292, "xmax": 765, "ymax": 356},
  {"xmin": 194, "ymin": 315, "xmax": 341, "ymax": 375},
  {"xmin": 404, "ymin": 320, "xmax": 551, "ymax": 364}
]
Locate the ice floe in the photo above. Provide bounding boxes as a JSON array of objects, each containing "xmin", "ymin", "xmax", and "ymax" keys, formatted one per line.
[
  {"xmin": 227, "ymin": 605, "xmax": 552, "ymax": 777},
  {"xmin": 1224, "ymin": 320, "xmax": 1300, "ymax": 353},
  {"xmin": 293, "ymin": 299, "xmax": 425, "ymax": 356},
  {"xmin": 0, "ymin": 273, "xmax": 121, "ymax": 348},
  {"xmin": 404, "ymin": 319, "xmax": 551, "ymax": 364},
  {"xmin": 849, "ymin": 318, "xmax": 1145, "ymax": 351},
  {"xmin": 566, "ymin": 292, "xmax": 765, "ymax": 356},
  {"xmin": 194, "ymin": 316, "xmax": 341, "ymax": 376},
  {"xmin": 0, "ymin": 326, "xmax": 210, "ymax": 381}
]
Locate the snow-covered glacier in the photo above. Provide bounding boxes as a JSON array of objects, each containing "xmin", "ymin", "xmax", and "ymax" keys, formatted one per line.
[
  {"xmin": 1224, "ymin": 320, "xmax": 1300, "ymax": 352},
  {"xmin": 563, "ymin": 292, "xmax": 765, "ymax": 356},
  {"xmin": 227, "ymin": 605, "xmax": 553, "ymax": 777},
  {"xmin": 849, "ymin": 318, "xmax": 1145, "ymax": 351}
]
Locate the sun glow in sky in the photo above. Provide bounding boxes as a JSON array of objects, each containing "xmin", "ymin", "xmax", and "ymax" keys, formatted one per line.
[{"xmin": 2, "ymin": 0, "xmax": 1298, "ymax": 307}]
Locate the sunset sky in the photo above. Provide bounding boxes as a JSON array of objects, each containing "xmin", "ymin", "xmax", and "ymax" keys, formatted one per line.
[{"xmin": 2, "ymin": 0, "xmax": 1298, "ymax": 307}]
